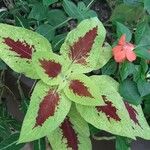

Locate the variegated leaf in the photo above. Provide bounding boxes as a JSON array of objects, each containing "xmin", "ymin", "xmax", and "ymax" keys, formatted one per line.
[
  {"xmin": 0, "ymin": 23, "xmax": 52, "ymax": 79},
  {"xmin": 94, "ymin": 43, "xmax": 112, "ymax": 70},
  {"xmin": 32, "ymin": 51, "xmax": 69, "ymax": 85},
  {"xmin": 76, "ymin": 75, "xmax": 135, "ymax": 139},
  {"xmin": 124, "ymin": 101, "xmax": 150, "ymax": 140},
  {"xmin": 19, "ymin": 81, "xmax": 71, "ymax": 143},
  {"xmin": 47, "ymin": 105, "xmax": 92, "ymax": 150},
  {"xmin": 64, "ymin": 74, "xmax": 104, "ymax": 106},
  {"xmin": 60, "ymin": 17, "xmax": 106, "ymax": 74}
]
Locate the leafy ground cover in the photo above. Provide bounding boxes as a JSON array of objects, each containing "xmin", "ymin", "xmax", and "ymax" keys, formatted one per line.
[{"xmin": 0, "ymin": 0, "xmax": 150, "ymax": 150}]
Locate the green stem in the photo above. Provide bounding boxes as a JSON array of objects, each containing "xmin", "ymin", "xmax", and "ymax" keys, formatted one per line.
[
  {"xmin": 87, "ymin": 0, "xmax": 95, "ymax": 9},
  {"xmin": 92, "ymin": 135, "xmax": 116, "ymax": 141}
]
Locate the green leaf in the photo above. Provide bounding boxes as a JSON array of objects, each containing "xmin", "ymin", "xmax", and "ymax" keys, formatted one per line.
[
  {"xmin": 0, "ymin": 121, "xmax": 11, "ymax": 138},
  {"xmin": 120, "ymin": 61, "xmax": 136, "ymax": 81},
  {"xmin": 47, "ymin": 9, "xmax": 68, "ymax": 27},
  {"xmin": 135, "ymin": 47, "xmax": 150, "ymax": 60},
  {"xmin": 76, "ymin": 75, "xmax": 135, "ymax": 139},
  {"xmin": 36, "ymin": 24, "xmax": 55, "ymax": 41},
  {"xmin": 94, "ymin": 44, "xmax": 112, "ymax": 70},
  {"xmin": 116, "ymin": 22, "xmax": 132, "ymax": 42},
  {"xmin": 116, "ymin": 136, "xmax": 131, "ymax": 150},
  {"xmin": 19, "ymin": 81, "xmax": 71, "ymax": 143},
  {"xmin": 43, "ymin": 0, "xmax": 58, "ymax": 6},
  {"xmin": 101, "ymin": 59, "xmax": 117, "ymax": 75},
  {"xmin": 32, "ymin": 51, "xmax": 69, "ymax": 86},
  {"xmin": 64, "ymin": 74, "xmax": 103, "ymax": 106},
  {"xmin": 0, "ymin": 60, "xmax": 7, "ymax": 70},
  {"xmin": 28, "ymin": 3, "xmax": 48, "ymax": 21},
  {"xmin": 137, "ymin": 79, "xmax": 150, "ymax": 97},
  {"xmin": 135, "ymin": 22, "xmax": 150, "ymax": 48},
  {"xmin": 60, "ymin": 17, "xmax": 106, "ymax": 74},
  {"xmin": 0, "ymin": 132, "xmax": 24, "ymax": 150},
  {"xmin": 52, "ymin": 33, "xmax": 67, "ymax": 52},
  {"xmin": 33, "ymin": 138, "xmax": 46, "ymax": 150},
  {"xmin": 47, "ymin": 105, "xmax": 92, "ymax": 150},
  {"xmin": 63, "ymin": 0, "xmax": 97, "ymax": 21},
  {"xmin": 0, "ymin": 23, "xmax": 52, "ymax": 79},
  {"xmin": 144, "ymin": 0, "xmax": 150, "ymax": 14},
  {"xmin": 14, "ymin": 15, "xmax": 29, "ymax": 28},
  {"xmin": 110, "ymin": 4, "xmax": 144, "ymax": 23},
  {"xmin": 119, "ymin": 79, "xmax": 142, "ymax": 105}
]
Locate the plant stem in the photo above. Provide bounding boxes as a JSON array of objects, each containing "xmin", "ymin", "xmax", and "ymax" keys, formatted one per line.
[
  {"xmin": 87, "ymin": 0, "xmax": 95, "ymax": 9},
  {"xmin": 92, "ymin": 135, "xmax": 116, "ymax": 141}
]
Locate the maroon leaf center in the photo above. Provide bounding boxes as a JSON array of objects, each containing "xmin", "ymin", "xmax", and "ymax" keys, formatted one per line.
[
  {"xmin": 69, "ymin": 80, "xmax": 93, "ymax": 98},
  {"xmin": 69, "ymin": 26, "xmax": 98, "ymax": 64},
  {"xmin": 39, "ymin": 59, "xmax": 62, "ymax": 78},
  {"xmin": 124, "ymin": 102, "xmax": 140, "ymax": 126},
  {"xmin": 60, "ymin": 117, "xmax": 79, "ymax": 150},
  {"xmin": 96, "ymin": 95, "xmax": 121, "ymax": 121},
  {"xmin": 34, "ymin": 89, "xmax": 59, "ymax": 128},
  {"xmin": 3, "ymin": 37, "xmax": 34, "ymax": 59}
]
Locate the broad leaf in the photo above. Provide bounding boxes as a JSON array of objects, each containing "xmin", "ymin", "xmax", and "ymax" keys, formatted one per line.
[
  {"xmin": 64, "ymin": 74, "xmax": 103, "ymax": 106},
  {"xmin": 0, "ymin": 132, "xmax": 24, "ymax": 150},
  {"xmin": 60, "ymin": 17, "xmax": 106, "ymax": 74},
  {"xmin": 19, "ymin": 81, "xmax": 71, "ymax": 143},
  {"xmin": 32, "ymin": 51, "xmax": 69, "ymax": 86},
  {"xmin": 124, "ymin": 101, "xmax": 150, "ymax": 139},
  {"xmin": 47, "ymin": 105, "xmax": 91, "ymax": 150},
  {"xmin": 0, "ymin": 23, "xmax": 51, "ymax": 79},
  {"xmin": 76, "ymin": 75, "xmax": 135, "ymax": 139},
  {"xmin": 94, "ymin": 44, "xmax": 112, "ymax": 70}
]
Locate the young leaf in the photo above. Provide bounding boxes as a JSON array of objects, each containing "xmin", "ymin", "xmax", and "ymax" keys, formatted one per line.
[
  {"xmin": 0, "ymin": 132, "xmax": 25, "ymax": 150},
  {"xmin": 32, "ymin": 51, "xmax": 69, "ymax": 86},
  {"xmin": 94, "ymin": 44, "xmax": 112, "ymax": 70},
  {"xmin": 76, "ymin": 75, "xmax": 135, "ymax": 139},
  {"xmin": 0, "ymin": 23, "xmax": 52, "ymax": 79},
  {"xmin": 47, "ymin": 105, "xmax": 92, "ymax": 150},
  {"xmin": 64, "ymin": 74, "xmax": 103, "ymax": 106},
  {"xmin": 124, "ymin": 101, "xmax": 150, "ymax": 139},
  {"xmin": 60, "ymin": 17, "xmax": 106, "ymax": 74},
  {"xmin": 19, "ymin": 81, "xmax": 71, "ymax": 143}
]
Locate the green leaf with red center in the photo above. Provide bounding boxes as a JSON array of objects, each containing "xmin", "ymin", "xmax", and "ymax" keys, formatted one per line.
[
  {"xmin": 60, "ymin": 17, "xmax": 106, "ymax": 74},
  {"xmin": 19, "ymin": 81, "xmax": 71, "ymax": 143},
  {"xmin": 64, "ymin": 74, "xmax": 104, "ymax": 106},
  {"xmin": 0, "ymin": 24, "xmax": 52, "ymax": 79},
  {"xmin": 124, "ymin": 101, "xmax": 150, "ymax": 140},
  {"xmin": 32, "ymin": 51, "xmax": 69, "ymax": 85},
  {"xmin": 47, "ymin": 105, "xmax": 91, "ymax": 150},
  {"xmin": 76, "ymin": 75, "xmax": 135, "ymax": 139}
]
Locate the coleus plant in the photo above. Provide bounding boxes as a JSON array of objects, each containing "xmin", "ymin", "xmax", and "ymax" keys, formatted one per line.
[{"xmin": 0, "ymin": 17, "xmax": 150, "ymax": 150}]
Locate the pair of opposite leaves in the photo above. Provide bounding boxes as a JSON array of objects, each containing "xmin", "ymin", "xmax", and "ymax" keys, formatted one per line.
[{"xmin": 0, "ymin": 17, "xmax": 150, "ymax": 150}]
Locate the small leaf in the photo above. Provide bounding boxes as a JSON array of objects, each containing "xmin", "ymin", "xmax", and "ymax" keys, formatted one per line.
[
  {"xmin": 76, "ymin": 75, "xmax": 135, "ymax": 139},
  {"xmin": 64, "ymin": 74, "xmax": 103, "ymax": 106},
  {"xmin": 28, "ymin": 3, "xmax": 48, "ymax": 21},
  {"xmin": 119, "ymin": 79, "xmax": 142, "ymax": 105},
  {"xmin": 60, "ymin": 17, "xmax": 106, "ymax": 74},
  {"xmin": 19, "ymin": 81, "xmax": 71, "ymax": 143},
  {"xmin": 33, "ymin": 51, "xmax": 69, "ymax": 86},
  {"xmin": 94, "ymin": 44, "xmax": 112, "ymax": 70},
  {"xmin": 48, "ymin": 105, "xmax": 91, "ymax": 150},
  {"xmin": 36, "ymin": 24, "xmax": 55, "ymax": 41},
  {"xmin": 120, "ymin": 61, "xmax": 136, "ymax": 81},
  {"xmin": 116, "ymin": 22, "xmax": 132, "ymax": 42},
  {"xmin": 144, "ymin": 0, "xmax": 150, "ymax": 14},
  {"xmin": 0, "ymin": 133, "xmax": 24, "ymax": 150},
  {"xmin": 0, "ymin": 23, "xmax": 52, "ymax": 79}
]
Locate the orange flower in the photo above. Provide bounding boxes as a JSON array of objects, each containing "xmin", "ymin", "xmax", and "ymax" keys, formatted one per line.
[{"xmin": 112, "ymin": 35, "xmax": 136, "ymax": 63}]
